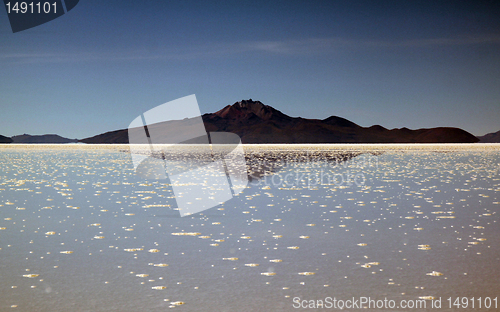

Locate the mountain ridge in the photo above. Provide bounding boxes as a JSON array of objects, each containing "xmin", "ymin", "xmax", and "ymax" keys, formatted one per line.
[
  {"xmin": 0, "ymin": 135, "xmax": 13, "ymax": 143},
  {"xmin": 80, "ymin": 99, "xmax": 479, "ymax": 144},
  {"xmin": 477, "ymin": 130, "xmax": 500, "ymax": 143},
  {"xmin": 11, "ymin": 134, "xmax": 79, "ymax": 144}
]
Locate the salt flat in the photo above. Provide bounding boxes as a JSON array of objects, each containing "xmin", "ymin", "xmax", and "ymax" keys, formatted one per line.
[{"xmin": 0, "ymin": 144, "xmax": 499, "ymax": 311}]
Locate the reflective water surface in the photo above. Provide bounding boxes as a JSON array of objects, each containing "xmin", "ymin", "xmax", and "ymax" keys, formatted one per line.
[{"xmin": 0, "ymin": 144, "xmax": 499, "ymax": 311}]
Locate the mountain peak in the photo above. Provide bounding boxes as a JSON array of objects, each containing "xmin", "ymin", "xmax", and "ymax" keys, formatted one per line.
[
  {"xmin": 214, "ymin": 99, "xmax": 287, "ymax": 120},
  {"xmin": 234, "ymin": 99, "xmax": 264, "ymax": 109}
]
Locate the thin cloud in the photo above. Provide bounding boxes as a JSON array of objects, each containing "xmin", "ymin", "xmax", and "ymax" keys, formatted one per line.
[
  {"xmin": 243, "ymin": 34, "xmax": 500, "ymax": 53},
  {"xmin": 2, "ymin": 34, "xmax": 499, "ymax": 63}
]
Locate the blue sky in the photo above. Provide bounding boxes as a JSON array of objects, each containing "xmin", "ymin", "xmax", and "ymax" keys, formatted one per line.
[{"xmin": 1, "ymin": 0, "xmax": 499, "ymax": 139}]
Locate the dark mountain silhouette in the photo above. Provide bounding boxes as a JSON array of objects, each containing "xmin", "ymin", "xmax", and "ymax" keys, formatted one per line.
[
  {"xmin": 477, "ymin": 130, "xmax": 500, "ymax": 143},
  {"xmin": 0, "ymin": 135, "xmax": 13, "ymax": 143},
  {"xmin": 80, "ymin": 99, "xmax": 479, "ymax": 144},
  {"xmin": 12, "ymin": 134, "xmax": 79, "ymax": 144},
  {"xmin": 79, "ymin": 129, "xmax": 129, "ymax": 144}
]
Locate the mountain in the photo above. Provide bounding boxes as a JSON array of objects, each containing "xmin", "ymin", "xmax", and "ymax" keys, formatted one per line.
[
  {"xmin": 80, "ymin": 99, "xmax": 479, "ymax": 144},
  {"xmin": 79, "ymin": 129, "xmax": 129, "ymax": 144},
  {"xmin": 0, "ymin": 135, "xmax": 13, "ymax": 143},
  {"xmin": 12, "ymin": 134, "xmax": 79, "ymax": 144},
  {"xmin": 202, "ymin": 100, "xmax": 478, "ymax": 143},
  {"xmin": 477, "ymin": 130, "xmax": 500, "ymax": 143}
]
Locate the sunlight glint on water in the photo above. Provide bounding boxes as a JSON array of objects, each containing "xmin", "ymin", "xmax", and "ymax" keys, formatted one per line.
[{"xmin": 0, "ymin": 144, "xmax": 499, "ymax": 311}]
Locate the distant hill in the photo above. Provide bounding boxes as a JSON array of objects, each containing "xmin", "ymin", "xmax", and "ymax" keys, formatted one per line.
[
  {"xmin": 12, "ymin": 134, "xmax": 79, "ymax": 144},
  {"xmin": 79, "ymin": 129, "xmax": 129, "ymax": 144},
  {"xmin": 0, "ymin": 135, "xmax": 13, "ymax": 143},
  {"xmin": 80, "ymin": 99, "xmax": 479, "ymax": 144},
  {"xmin": 477, "ymin": 130, "xmax": 500, "ymax": 143}
]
